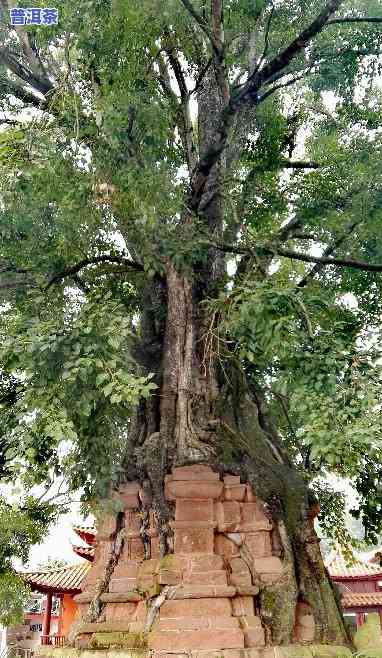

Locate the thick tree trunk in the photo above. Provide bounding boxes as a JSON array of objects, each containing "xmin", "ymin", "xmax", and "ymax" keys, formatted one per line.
[
  {"xmin": 75, "ymin": 51, "xmax": 349, "ymax": 654},
  {"xmin": 119, "ymin": 262, "xmax": 348, "ymax": 648},
  {"xmin": 74, "ymin": 258, "xmax": 350, "ymax": 652},
  {"xmin": 160, "ymin": 264, "xmax": 346, "ymax": 644}
]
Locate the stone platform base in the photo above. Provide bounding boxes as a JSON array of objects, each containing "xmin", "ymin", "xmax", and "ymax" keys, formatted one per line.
[
  {"xmin": 35, "ymin": 645, "xmax": 352, "ymax": 658},
  {"xmin": 67, "ymin": 466, "xmax": 348, "ymax": 657}
]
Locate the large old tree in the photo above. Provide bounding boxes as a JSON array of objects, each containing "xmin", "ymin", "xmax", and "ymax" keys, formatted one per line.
[{"xmin": 2, "ymin": 0, "xmax": 382, "ymax": 643}]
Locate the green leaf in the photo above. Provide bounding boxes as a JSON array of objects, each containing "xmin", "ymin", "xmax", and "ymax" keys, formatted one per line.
[
  {"xmin": 102, "ymin": 382, "xmax": 115, "ymax": 397},
  {"xmin": 96, "ymin": 372, "xmax": 108, "ymax": 386}
]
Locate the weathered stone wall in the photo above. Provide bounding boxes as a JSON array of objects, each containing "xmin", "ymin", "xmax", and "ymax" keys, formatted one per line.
[
  {"xmin": 36, "ymin": 645, "xmax": 352, "ymax": 658},
  {"xmin": 69, "ymin": 465, "xmax": 345, "ymax": 657}
]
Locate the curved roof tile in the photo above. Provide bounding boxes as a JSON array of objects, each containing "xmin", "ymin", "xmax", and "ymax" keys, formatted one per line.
[
  {"xmin": 326, "ymin": 546, "xmax": 382, "ymax": 579},
  {"xmin": 73, "ymin": 525, "xmax": 96, "ymax": 546},
  {"xmin": 22, "ymin": 562, "xmax": 90, "ymax": 593},
  {"xmin": 342, "ymin": 592, "xmax": 382, "ymax": 608},
  {"xmin": 72, "ymin": 544, "xmax": 95, "ymax": 562}
]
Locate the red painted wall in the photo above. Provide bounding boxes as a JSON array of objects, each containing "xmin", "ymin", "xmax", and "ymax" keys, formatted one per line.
[
  {"xmin": 337, "ymin": 578, "xmax": 379, "ymax": 593},
  {"xmin": 58, "ymin": 594, "xmax": 77, "ymax": 637}
]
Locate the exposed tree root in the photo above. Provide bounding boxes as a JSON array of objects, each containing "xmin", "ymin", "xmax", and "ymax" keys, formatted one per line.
[{"xmin": 84, "ymin": 515, "xmax": 125, "ymax": 624}]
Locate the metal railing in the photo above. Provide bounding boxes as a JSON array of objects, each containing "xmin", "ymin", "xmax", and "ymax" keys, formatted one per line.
[
  {"xmin": 40, "ymin": 636, "xmax": 66, "ymax": 647},
  {"xmin": 40, "ymin": 637, "xmax": 50, "ymax": 647},
  {"xmin": 0, "ymin": 636, "xmax": 66, "ymax": 657},
  {"xmin": 17, "ymin": 650, "xmax": 34, "ymax": 658},
  {"xmin": 2, "ymin": 648, "xmax": 34, "ymax": 658}
]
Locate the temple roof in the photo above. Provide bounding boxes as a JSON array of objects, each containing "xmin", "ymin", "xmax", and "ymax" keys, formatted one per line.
[
  {"xmin": 360, "ymin": 548, "xmax": 382, "ymax": 565},
  {"xmin": 22, "ymin": 562, "xmax": 90, "ymax": 594},
  {"xmin": 73, "ymin": 524, "xmax": 96, "ymax": 546},
  {"xmin": 342, "ymin": 592, "xmax": 382, "ymax": 608},
  {"xmin": 72, "ymin": 544, "xmax": 95, "ymax": 562},
  {"xmin": 326, "ymin": 546, "xmax": 382, "ymax": 579}
]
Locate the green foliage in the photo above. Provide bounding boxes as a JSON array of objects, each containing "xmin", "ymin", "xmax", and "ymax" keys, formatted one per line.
[
  {"xmin": 0, "ymin": 128, "xmax": 28, "ymax": 166},
  {"xmin": 0, "ymin": 293, "xmax": 156, "ymax": 495},
  {"xmin": 36, "ymin": 557, "xmax": 68, "ymax": 570},
  {"xmin": 350, "ymin": 455, "xmax": 382, "ymax": 544},
  {"xmin": 0, "ymin": 571, "xmax": 30, "ymax": 627},
  {"xmin": 213, "ymin": 278, "xmax": 382, "ymax": 492},
  {"xmin": 0, "ymin": 497, "xmax": 53, "ymax": 625},
  {"xmin": 313, "ymin": 481, "xmax": 359, "ymax": 551},
  {"xmin": 0, "ymin": 498, "xmax": 54, "ymax": 568},
  {"xmin": 353, "ymin": 613, "xmax": 382, "ymax": 653},
  {"xmin": 1, "ymin": 0, "xmax": 382, "ymax": 566}
]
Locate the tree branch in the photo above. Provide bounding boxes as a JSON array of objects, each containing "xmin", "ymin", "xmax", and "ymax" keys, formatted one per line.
[
  {"xmin": 258, "ymin": 66, "xmax": 313, "ymax": 103},
  {"xmin": 271, "ymin": 389, "xmax": 298, "ymax": 442},
  {"xmin": 232, "ymin": 157, "xmax": 321, "ymax": 229},
  {"xmin": 290, "ymin": 232, "xmax": 322, "ymax": 240},
  {"xmin": 157, "ymin": 47, "xmax": 197, "ymax": 173},
  {"xmin": 297, "ymin": 218, "xmax": 363, "ymax": 287},
  {"xmin": 245, "ymin": 3, "xmax": 275, "ymax": 82},
  {"xmin": 0, "ymin": 278, "xmax": 36, "ymax": 290},
  {"xmin": 189, "ymin": 0, "xmax": 344, "ymax": 212},
  {"xmin": 0, "ymin": 118, "xmax": 18, "ymax": 125},
  {"xmin": 276, "ymin": 181, "xmax": 363, "ymax": 246},
  {"xmin": 210, "ymin": 0, "xmax": 229, "ymax": 102},
  {"xmin": 178, "ymin": 0, "xmax": 214, "ymax": 45},
  {"xmin": 326, "ymin": 16, "xmax": 382, "ymax": 26},
  {"xmin": 0, "ymin": 263, "xmax": 29, "ymax": 275},
  {"xmin": 213, "ymin": 241, "xmax": 382, "ymax": 274},
  {"xmin": 46, "ymin": 255, "xmax": 144, "ymax": 289},
  {"xmin": 211, "ymin": 0, "xmax": 224, "ymax": 54},
  {"xmin": 0, "ymin": 47, "xmax": 52, "ymax": 96},
  {"xmin": 237, "ymin": 0, "xmax": 344, "ymax": 104},
  {"xmin": 0, "ymin": 75, "xmax": 46, "ymax": 109},
  {"xmin": 0, "ymin": 0, "xmax": 52, "ymax": 89},
  {"xmin": 163, "ymin": 36, "xmax": 189, "ymax": 100},
  {"xmin": 282, "ymin": 160, "xmax": 321, "ymax": 169},
  {"xmin": 188, "ymin": 58, "xmax": 212, "ymax": 95},
  {"xmin": 243, "ymin": 159, "xmax": 322, "ymax": 177},
  {"xmin": 266, "ymin": 248, "xmax": 382, "ymax": 273},
  {"xmin": 157, "ymin": 53, "xmax": 179, "ymax": 102}
]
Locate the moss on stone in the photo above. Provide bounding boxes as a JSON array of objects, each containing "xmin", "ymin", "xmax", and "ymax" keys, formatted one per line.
[
  {"xmin": 260, "ymin": 589, "xmax": 276, "ymax": 610},
  {"xmin": 34, "ymin": 650, "xmax": 80, "ymax": 658},
  {"xmin": 36, "ymin": 652, "xmax": 148, "ymax": 658},
  {"xmin": 271, "ymin": 647, "xmax": 352, "ymax": 658},
  {"xmin": 275, "ymin": 647, "xmax": 313, "ymax": 657},
  {"xmin": 309, "ymin": 646, "xmax": 352, "ymax": 658},
  {"xmin": 215, "ymin": 401, "xmax": 306, "ymax": 537},
  {"xmin": 354, "ymin": 612, "xmax": 382, "ymax": 652},
  {"xmin": 107, "ymin": 651, "xmax": 148, "ymax": 658},
  {"xmin": 158, "ymin": 554, "xmax": 176, "ymax": 569},
  {"xmin": 89, "ymin": 632, "xmax": 148, "ymax": 650},
  {"xmin": 32, "ymin": 645, "xmax": 353, "ymax": 658}
]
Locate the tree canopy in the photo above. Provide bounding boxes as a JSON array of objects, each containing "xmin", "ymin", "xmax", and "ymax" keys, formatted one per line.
[{"xmin": 2, "ymin": 0, "xmax": 382, "ymax": 622}]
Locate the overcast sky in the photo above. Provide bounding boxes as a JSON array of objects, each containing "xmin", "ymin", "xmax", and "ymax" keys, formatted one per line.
[
  {"xmin": 1, "ymin": 478, "xmax": 92, "ymax": 570},
  {"xmin": 27, "ymin": 508, "xmax": 87, "ymax": 569}
]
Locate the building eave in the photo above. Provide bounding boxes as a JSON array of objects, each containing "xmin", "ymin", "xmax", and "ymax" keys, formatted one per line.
[
  {"xmin": 21, "ymin": 562, "xmax": 90, "ymax": 596},
  {"xmin": 331, "ymin": 573, "xmax": 382, "ymax": 582}
]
